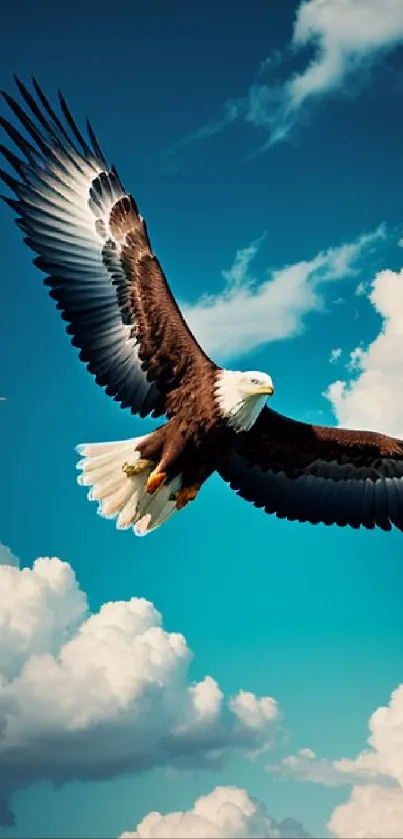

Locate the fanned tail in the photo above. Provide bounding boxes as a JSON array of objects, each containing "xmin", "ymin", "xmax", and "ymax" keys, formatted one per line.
[{"xmin": 76, "ymin": 435, "xmax": 181, "ymax": 536}]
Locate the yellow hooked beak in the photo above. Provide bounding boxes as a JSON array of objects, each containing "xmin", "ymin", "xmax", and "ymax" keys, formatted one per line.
[{"xmin": 257, "ymin": 384, "xmax": 275, "ymax": 397}]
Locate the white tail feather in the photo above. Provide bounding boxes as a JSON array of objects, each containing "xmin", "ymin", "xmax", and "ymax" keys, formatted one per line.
[{"xmin": 76, "ymin": 435, "xmax": 181, "ymax": 536}]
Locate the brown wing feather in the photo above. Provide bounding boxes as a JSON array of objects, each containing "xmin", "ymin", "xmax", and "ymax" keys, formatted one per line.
[
  {"xmin": 219, "ymin": 407, "xmax": 403, "ymax": 531},
  {"xmin": 112, "ymin": 196, "xmax": 218, "ymax": 418}
]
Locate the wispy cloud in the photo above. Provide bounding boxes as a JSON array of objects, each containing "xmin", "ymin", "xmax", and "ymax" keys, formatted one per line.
[
  {"xmin": 329, "ymin": 348, "xmax": 342, "ymax": 364},
  {"xmin": 272, "ymin": 747, "xmax": 384, "ymax": 788},
  {"xmin": 221, "ymin": 232, "xmax": 267, "ymax": 290},
  {"xmin": 355, "ymin": 280, "xmax": 368, "ymax": 296},
  {"xmin": 162, "ymin": 99, "xmax": 244, "ymax": 168},
  {"xmin": 166, "ymin": 0, "xmax": 403, "ymax": 159},
  {"xmin": 346, "ymin": 345, "xmax": 366, "ymax": 372},
  {"xmin": 182, "ymin": 224, "xmax": 386, "ymax": 362},
  {"xmin": 0, "ymin": 542, "xmax": 19, "ymax": 568}
]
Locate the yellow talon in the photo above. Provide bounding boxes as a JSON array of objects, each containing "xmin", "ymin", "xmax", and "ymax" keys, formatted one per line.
[
  {"xmin": 175, "ymin": 486, "xmax": 199, "ymax": 510},
  {"xmin": 122, "ymin": 459, "xmax": 151, "ymax": 477},
  {"xmin": 146, "ymin": 470, "xmax": 167, "ymax": 495}
]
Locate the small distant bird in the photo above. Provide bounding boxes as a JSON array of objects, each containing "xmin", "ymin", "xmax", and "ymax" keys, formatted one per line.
[{"xmin": 2, "ymin": 79, "xmax": 403, "ymax": 536}]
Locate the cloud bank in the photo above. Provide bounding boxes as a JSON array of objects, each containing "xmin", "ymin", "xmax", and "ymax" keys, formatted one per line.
[
  {"xmin": 119, "ymin": 785, "xmax": 310, "ymax": 839},
  {"xmin": 0, "ymin": 556, "xmax": 279, "ymax": 826},
  {"xmin": 183, "ymin": 225, "xmax": 385, "ymax": 361}
]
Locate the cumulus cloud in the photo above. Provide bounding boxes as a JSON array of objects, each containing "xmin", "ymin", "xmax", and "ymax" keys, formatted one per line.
[
  {"xmin": 0, "ymin": 557, "xmax": 280, "ymax": 826},
  {"xmin": 166, "ymin": 0, "xmax": 403, "ymax": 156},
  {"xmin": 324, "ymin": 265, "xmax": 403, "ymax": 436},
  {"xmin": 276, "ymin": 683, "xmax": 403, "ymax": 838},
  {"xmin": 119, "ymin": 785, "xmax": 311, "ymax": 839},
  {"xmin": 229, "ymin": 691, "xmax": 279, "ymax": 730},
  {"xmin": 183, "ymin": 225, "xmax": 385, "ymax": 361},
  {"xmin": 329, "ymin": 785, "xmax": 403, "ymax": 838}
]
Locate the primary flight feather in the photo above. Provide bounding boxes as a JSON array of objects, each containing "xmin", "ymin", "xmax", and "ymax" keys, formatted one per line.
[{"xmin": 2, "ymin": 78, "xmax": 403, "ymax": 536}]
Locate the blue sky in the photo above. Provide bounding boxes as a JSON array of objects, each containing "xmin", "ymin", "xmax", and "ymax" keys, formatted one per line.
[{"xmin": 2, "ymin": 1, "xmax": 403, "ymax": 837}]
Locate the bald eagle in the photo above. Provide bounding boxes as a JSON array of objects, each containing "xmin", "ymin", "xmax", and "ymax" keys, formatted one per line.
[{"xmin": 2, "ymin": 79, "xmax": 403, "ymax": 537}]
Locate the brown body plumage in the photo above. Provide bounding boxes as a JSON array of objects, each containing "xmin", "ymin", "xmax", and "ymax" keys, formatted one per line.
[
  {"xmin": 137, "ymin": 410, "xmax": 236, "ymax": 490},
  {"xmin": 2, "ymin": 78, "xmax": 403, "ymax": 536}
]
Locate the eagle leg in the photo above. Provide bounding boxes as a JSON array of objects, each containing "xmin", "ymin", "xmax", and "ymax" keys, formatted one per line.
[
  {"xmin": 122, "ymin": 458, "xmax": 152, "ymax": 477},
  {"xmin": 173, "ymin": 485, "xmax": 200, "ymax": 511},
  {"xmin": 146, "ymin": 469, "xmax": 167, "ymax": 495}
]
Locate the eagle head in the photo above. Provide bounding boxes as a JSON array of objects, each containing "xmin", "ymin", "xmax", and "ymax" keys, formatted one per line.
[{"xmin": 216, "ymin": 369, "xmax": 274, "ymax": 432}]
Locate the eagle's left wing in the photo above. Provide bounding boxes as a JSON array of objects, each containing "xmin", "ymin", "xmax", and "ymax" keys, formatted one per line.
[
  {"xmin": 218, "ymin": 407, "xmax": 403, "ymax": 531},
  {"xmin": 0, "ymin": 78, "xmax": 218, "ymax": 421}
]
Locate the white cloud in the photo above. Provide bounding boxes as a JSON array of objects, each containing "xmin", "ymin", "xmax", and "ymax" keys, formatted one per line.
[
  {"xmin": 183, "ymin": 226, "xmax": 385, "ymax": 361},
  {"xmin": 325, "ymin": 266, "xmax": 403, "ymax": 436},
  {"xmin": 0, "ymin": 557, "xmax": 279, "ymax": 827},
  {"xmin": 119, "ymin": 785, "xmax": 311, "ymax": 839},
  {"xmin": 276, "ymin": 683, "xmax": 403, "ymax": 838},
  {"xmin": 329, "ymin": 348, "xmax": 342, "ymax": 363},
  {"xmin": 279, "ymin": 0, "xmax": 403, "ymax": 136}
]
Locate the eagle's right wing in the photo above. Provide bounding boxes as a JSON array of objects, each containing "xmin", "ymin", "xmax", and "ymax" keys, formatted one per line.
[{"xmin": 0, "ymin": 78, "xmax": 217, "ymax": 419}]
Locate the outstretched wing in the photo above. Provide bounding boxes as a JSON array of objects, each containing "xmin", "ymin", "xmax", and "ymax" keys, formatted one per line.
[
  {"xmin": 0, "ymin": 78, "xmax": 217, "ymax": 419},
  {"xmin": 219, "ymin": 407, "xmax": 403, "ymax": 531}
]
